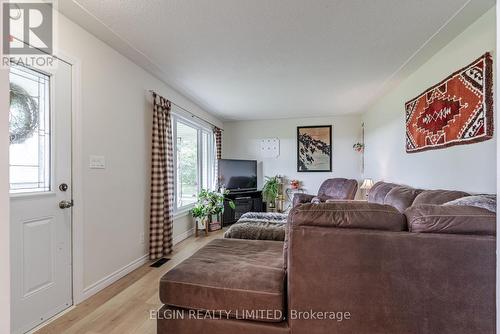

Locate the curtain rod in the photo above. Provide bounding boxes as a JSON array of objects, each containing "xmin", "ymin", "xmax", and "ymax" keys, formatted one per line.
[{"xmin": 148, "ymin": 90, "xmax": 222, "ymax": 131}]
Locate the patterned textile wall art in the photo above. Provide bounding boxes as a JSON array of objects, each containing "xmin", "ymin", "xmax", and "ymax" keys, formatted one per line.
[{"xmin": 405, "ymin": 52, "xmax": 493, "ymax": 153}]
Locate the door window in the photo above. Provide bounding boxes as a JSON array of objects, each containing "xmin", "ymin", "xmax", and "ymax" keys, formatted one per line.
[{"xmin": 9, "ymin": 65, "xmax": 51, "ymax": 193}]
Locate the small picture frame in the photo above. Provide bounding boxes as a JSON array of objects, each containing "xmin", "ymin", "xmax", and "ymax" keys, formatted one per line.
[{"xmin": 297, "ymin": 125, "xmax": 332, "ymax": 172}]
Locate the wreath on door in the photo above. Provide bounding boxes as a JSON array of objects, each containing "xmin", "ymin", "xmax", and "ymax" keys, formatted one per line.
[{"xmin": 9, "ymin": 82, "xmax": 39, "ymax": 144}]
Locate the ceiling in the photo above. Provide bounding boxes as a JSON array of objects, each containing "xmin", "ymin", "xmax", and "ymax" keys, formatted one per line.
[{"xmin": 59, "ymin": 0, "xmax": 495, "ymax": 121}]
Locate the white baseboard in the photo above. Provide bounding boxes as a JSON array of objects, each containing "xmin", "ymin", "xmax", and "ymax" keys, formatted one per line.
[
  {"xmin": 78, "ymin": 229, "xmax": 194, "ymax": 304},
  {"xmin": 173, "ymin": 227, "xmax": 194, "ymax": 245},
  {"xmin": 25, "ymin": 306, "xmax": 75, "ymax": 334},
  {"xmin": 80, "ymin": 253, "xmax": 150, "ymax": 302}
]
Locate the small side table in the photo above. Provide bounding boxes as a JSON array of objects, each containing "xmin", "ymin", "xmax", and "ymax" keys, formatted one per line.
[
  {"xmin": 195, "ymin": 214, "xmax": 221, "ymax": 237},
  {"xmin": 286, "ymin": 188, "xmax": 305, "ymax": 201},
  {"xmin": 285, "ymin": 188, "xmax": 305, "ymax": 211},
  {"xmin": 266, "ymin": 206, "xmax": 277, "ymax": 213},
  {"xmin": 195, "ymin": 219, "xmax": 209, "ymax": 237}
]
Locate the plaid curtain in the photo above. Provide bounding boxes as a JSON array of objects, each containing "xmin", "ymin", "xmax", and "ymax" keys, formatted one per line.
[
  {"xmin": 214, "ymin": 127, "xmax": 222, "ymax": 160},
  {"xmin": 213, "ymin": 127, "xmax": 222, "ymax": 189},
  {"xmin": 149, "ymin": 93, "xmax": 174, "ymax": 260}
]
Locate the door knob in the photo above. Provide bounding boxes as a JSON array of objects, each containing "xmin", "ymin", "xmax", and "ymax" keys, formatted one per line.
[{"xmin": 59, "ymin": 200, "xmax": 73, "ymax": 209}]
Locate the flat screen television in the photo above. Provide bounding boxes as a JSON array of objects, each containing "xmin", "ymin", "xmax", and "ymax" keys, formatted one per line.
[{"xmin": 218, "ymin": 159, "xmax": 257, "ymax": 192}]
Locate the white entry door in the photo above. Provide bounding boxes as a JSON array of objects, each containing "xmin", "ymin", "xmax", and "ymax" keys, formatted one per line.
[{"xmin": 9, "ymin": 59, "xmax": 73, "ymax": 334}]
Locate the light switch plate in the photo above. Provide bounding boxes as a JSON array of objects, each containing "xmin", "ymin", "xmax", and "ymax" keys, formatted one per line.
[{"xmin": 89, "ymin": 155, "xmax": 106, "ymax": 169}]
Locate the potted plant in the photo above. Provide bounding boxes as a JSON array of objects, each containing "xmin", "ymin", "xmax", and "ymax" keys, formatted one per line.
[
  {"xmin": 353, "ymin": 142, "xmax": 365, "ymax": 152},
  {"xmin": 191, "ymin": 189, "xmax": 235, "ymax": 235},
  {"xmin": 262, "ymin": 176, "xmax": 281, "ymax": 209},
  {"xmin": 191, "ymin": 204, "xmax": 207, "ymax": 234},
  {"xmin": 290, "ymin": 179, "xmax": 300, "ymax": 190}
]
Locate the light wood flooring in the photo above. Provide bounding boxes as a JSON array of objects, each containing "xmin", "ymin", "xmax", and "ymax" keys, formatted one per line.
[{"xmin": 34, "ymin": 231, "xmax": 223, "ymax": 334}]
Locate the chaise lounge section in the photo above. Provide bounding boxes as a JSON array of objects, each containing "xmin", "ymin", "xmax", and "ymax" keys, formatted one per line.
[
  {"xmin": 158, "ymin": 238, "xmax": 288, "ymax": 333},
  {"xmin": 158, "ymin": 182, "xmax": 496, "ymax": 334}
]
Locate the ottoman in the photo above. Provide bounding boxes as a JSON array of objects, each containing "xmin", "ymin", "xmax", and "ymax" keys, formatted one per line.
[{"xmin": 160, "ymin": 238, "xmax": 286, "ymax": 321}]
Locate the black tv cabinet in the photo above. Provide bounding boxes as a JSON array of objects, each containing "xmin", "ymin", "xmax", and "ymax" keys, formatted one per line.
[{"xmin": 222, "ymin": 190, "xmax": 264, "ymax": 226}]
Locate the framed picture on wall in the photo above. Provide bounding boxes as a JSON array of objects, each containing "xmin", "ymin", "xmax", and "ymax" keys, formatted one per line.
[{"xmin": 297, "ymin": 125, "xmax": 332, "ymax": 172}]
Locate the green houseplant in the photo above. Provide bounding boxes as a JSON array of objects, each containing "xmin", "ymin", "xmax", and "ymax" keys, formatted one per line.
[
  {"xmin": 262, "ymin": 176, "xmax": 281, "ymax": 208},
  {"xmin": 191, "ymin": 189, "xmax": 235, "ymax": 234},
  {"xmin": 191, "ymin": 204, "xmax": 206, "ymax": 220}
]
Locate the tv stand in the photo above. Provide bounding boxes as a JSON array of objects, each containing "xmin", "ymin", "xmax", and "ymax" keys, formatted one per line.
[{"xmin": 222, "ymin": 190, "xmax": 263, "ymax": 226}]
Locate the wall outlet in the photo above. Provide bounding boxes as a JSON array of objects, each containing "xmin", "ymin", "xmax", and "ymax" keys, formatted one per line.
[{"xmin": 140, "ymin": 233, "xmax": 145, "ymax": 244}]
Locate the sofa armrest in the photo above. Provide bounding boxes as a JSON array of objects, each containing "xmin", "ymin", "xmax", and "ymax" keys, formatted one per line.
[{"xmin": 292, "ymin": 193, "xmax": 315, "ymax": 207}]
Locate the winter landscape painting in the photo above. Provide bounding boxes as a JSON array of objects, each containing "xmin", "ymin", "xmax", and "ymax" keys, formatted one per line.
[{"xmin": 297, "ymin": 125, "xmax": 332, "ymax": 172}]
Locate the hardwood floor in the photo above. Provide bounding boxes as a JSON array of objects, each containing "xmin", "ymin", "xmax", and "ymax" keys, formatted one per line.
[{"xmin": 35, "ymin": 231, "xmax": 223, "ymax": 334}]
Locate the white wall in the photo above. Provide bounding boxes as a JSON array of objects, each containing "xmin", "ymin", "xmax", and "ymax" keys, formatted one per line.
[
  {"xmin": 0, "ymin": 63, "xmax": 11, "ymax": 334},
  {"xmin": 223, "ymin": 115, "xmax": 363, "ymax": 199},
  {"xmin": 55, "ymin": 13, "xmax": 223, "ymax": 294},
  {"xmin": 363, "ymin": 8, "xmax": 496, "ymax": 193}
]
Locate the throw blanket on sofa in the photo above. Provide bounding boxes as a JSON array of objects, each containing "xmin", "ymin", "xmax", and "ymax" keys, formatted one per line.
[{"xmin": 223, "ymin": 212, "xmax": 288, "ymax": 241}]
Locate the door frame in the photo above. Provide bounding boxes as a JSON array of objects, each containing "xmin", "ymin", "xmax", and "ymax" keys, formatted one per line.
[
  {"xmin": 50, "ymin": 50, "xmax": 85, "ymax": 305},
  {"xmin": 9, "ymin": 50, "xmax": 84, "ymax": 332},
  {"xmin": 10, "ymin": 48, "xmax": 85, "ymax": 323}
]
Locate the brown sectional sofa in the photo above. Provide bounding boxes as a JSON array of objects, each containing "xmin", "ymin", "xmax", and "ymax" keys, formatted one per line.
[{"xmin": 158, "ymin": 182, "xmax": 496, "ymax": 334}]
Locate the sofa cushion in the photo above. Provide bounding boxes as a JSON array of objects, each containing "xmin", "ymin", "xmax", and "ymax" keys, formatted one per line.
[
  {"xmin": 289, "ymin": 202, "xmax": 406, "ymax": 231},
  {"xmin": 318, "ymin": 178, "xmax": 358, "ymax": 200},
  {"xmin": 405, "ymin": 204, "xmax": 496, "ymax": 235},
  {"xmin": 160, "ymin": 239, "xmax": 285, "ymax": 322},
  {"xmin": 384, "ymin": 186, "xmax": 423, "ymax": 212},
  {"xmin": 444, "ymin": 194, "xmax": 496, "ymax": 213},
  {"xmin": 413, "ymin": 189, "xmax": 469, "ymax": 206},
  {"xmin": 367, "ymin": 181, "xmax": 399, "ymax": 204}
]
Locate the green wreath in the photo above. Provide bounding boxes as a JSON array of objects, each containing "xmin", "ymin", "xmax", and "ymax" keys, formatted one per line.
[{"xmin": 9, "ymin": 82, "xmax": 39, "ymax": 144}]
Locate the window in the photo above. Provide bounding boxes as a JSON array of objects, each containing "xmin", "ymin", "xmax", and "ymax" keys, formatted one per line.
[
  {"xmin": 9, "ymin": 65, "xmax": 51, "ymax": 193},
  {"xmin": 173, "ymin": 114, "xmax": 215, "ymax": 212}
]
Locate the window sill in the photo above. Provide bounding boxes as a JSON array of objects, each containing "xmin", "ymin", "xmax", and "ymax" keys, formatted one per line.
[{"xmin": 10, "ymin": 191, "xmax": 56, "ymax": 200}]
